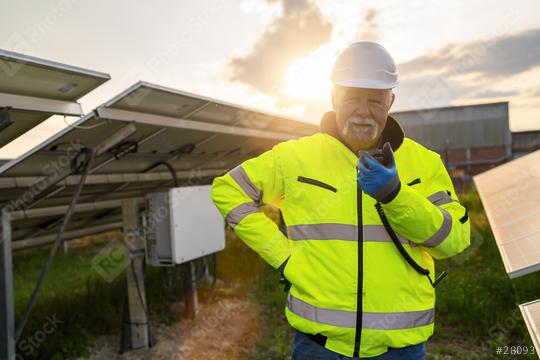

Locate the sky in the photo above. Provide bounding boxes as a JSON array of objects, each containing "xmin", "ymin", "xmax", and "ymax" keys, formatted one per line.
[{"xmin": 1, "ymin": 0, "xmax": 540, "ymax": 158}]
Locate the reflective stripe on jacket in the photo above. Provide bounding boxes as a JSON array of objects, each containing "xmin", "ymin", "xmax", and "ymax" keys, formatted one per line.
[{"xmin": 211, "ymin": 111, "xmax": 471, "ymax": 358}]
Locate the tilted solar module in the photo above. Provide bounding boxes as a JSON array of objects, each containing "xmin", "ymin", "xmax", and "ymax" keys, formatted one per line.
[
  {"xmin": 0, "ymin": 48, "xmax": 110, "ymax": 148},
  {"xmin": 473, "ymin": 150, "xmax": 540, "ymax": 278}
]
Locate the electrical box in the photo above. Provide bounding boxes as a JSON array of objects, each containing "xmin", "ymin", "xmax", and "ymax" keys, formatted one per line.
[{"xmin": 145, "ymin": 185, "xmax": 225, "ymax": 266}]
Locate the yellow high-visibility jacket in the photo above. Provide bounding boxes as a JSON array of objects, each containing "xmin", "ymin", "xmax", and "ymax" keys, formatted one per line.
[{"xmin": 211, "ymin": 111, "xmax": 470, "ymax": 358}]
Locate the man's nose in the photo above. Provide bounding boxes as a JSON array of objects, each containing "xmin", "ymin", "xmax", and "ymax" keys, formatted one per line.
[{"xmin": 354, "ymin": 101, "xmax": 370, "ymax": 117}]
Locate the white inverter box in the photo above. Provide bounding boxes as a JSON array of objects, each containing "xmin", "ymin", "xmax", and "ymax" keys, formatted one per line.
[{"xmin": 145, "ymin": 185, "xmax": 225, "ymax": 266}]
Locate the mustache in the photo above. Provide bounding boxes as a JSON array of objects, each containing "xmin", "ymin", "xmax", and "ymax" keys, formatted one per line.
[{"xmin": 346, "ymin": 116, "xmax": 378, "ymax": 126}]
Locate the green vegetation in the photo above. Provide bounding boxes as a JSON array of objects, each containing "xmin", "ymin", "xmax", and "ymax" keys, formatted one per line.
[
  {"xmin": 248, "ymin": 268, "xmax": 293, "ymax": 360},
  {"xmin": 12, "ymin": 233, "xmax": 207, "ymax": 359},
  {"xmin": 14, "ymin": 238, "xmax": 123, "ymax": 359}
]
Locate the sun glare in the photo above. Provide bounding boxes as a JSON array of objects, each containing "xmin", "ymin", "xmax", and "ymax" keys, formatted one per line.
[{"xmin": 283, "ymin": 45, "xmax": 336, "ymax": 100}]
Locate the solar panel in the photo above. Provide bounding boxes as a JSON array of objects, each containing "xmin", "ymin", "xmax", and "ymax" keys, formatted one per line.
[
  {"xmin": 0, "ymin": 82, "xmax": 318, "ymax": 248},
  {"xmin": 473, "ymin": 150, "xmax": 540, "ymax": 278},
  {"xmin": 519, "ymin": 299, "xmax": 540, "ymax": 355},
  {"xmin": 102, "ymin": 82, "xmax": 317, "ymax": 135},
  {"xmin": 0, "ymin": 49, "xmax": 110, "ymax": 148}
]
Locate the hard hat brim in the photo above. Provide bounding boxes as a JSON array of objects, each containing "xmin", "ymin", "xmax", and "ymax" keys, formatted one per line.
[{"xmin": 332, "ymin": 77, "xmax": 399, "ymax": 90}]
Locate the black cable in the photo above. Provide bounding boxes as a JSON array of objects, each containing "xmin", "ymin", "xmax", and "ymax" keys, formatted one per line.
[
  {"xmin": 15, "ymin": 148, "xmax": 96, "ymax": 342},
  {"xmin": 144, "ymin": 161, "xmax": 178, "ymax": 187},
  {"xmin": 375, "ymin": 202, "xmax": 429, "ymax": 276},
  {"xmin": 374, "ymin": 202, "xmax": 447, "ymax": 288},
  {"xmin": 110, "ymin": 141, "xmax": 138, "ymax": 160},
  {"xmin": 205, "ymin": 254, "xmax": 219, "ymax": 303},
  {"xmin": 160, "ymin": 267, "xmax": 176, "ymax": 300},
  {"xmin": 196, "ymin": 258, "xmax": 207, "ymax": 283},
  {"xmin": 212, "ymin": 253, "xmax": 217, "ymax": 283},
  {"xmin": 71, "ymin": 146, "xmax": 92, "ymax": 174}
]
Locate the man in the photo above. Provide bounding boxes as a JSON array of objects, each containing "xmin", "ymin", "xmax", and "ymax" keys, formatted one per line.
[{"xmin": 211, "ymin": 41, "xmax": 470, "ymax": 359}]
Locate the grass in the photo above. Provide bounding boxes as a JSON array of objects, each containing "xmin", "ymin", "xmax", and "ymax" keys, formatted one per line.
[
  {"xmin": 247, "ymin": 269, "xmax": 294, "ymax": 360},
  {"xmin": 12, "ymin": 233, "xmax": 210, "ymax": 359},
  {"xmin": 14, "ymin": 235, "xmax": 124, "ymax": 359}
]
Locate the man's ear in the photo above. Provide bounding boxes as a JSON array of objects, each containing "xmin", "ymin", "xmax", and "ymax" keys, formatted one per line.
[{"xmin": 388, "ymin": 91, "xmax": 396, "ymax": 110}]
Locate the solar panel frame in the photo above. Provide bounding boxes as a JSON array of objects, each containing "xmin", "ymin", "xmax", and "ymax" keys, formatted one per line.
[
  {"xmin": 0, "ymin": 49, "xmax": 110, "ymax": 148},
  {"xmin": 103, "ymin": 81, "xmax": 317, "ymax": 134},
  {"xmin": 0, "ymin": 49, "xmax": 110, "ymax": 96},
  {"xmin": 519, "ymin": 299, "xmax": 540, "ymax": 355}
]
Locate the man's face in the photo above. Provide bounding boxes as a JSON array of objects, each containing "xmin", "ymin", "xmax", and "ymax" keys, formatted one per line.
[{"xmin": 332, "ymin": 86, "xmax": 395, "ymax": 153}]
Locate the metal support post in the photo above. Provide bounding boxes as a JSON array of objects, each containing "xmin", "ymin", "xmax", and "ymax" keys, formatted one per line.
[
  {"xmin": 0, "ymin": 209, "xmax": 15, "ymax": 360},
  {"xmin": 120, "ymin": 199, "xmax": 151, "ymax": 352}
]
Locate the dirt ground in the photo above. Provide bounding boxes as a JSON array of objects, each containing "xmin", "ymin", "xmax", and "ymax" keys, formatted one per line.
[{"xmin": 83, "ymin": 285, "xmax": 262, "ymax": 360}]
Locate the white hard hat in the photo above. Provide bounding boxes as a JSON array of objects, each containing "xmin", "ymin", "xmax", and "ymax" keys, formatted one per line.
[{"xmin": 331, "ymin": 41, "xmax": 399, "ymax": 89}]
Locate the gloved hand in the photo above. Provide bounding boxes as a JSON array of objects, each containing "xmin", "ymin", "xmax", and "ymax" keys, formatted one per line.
[{"xmin": 357, "ymin": 142, "xmax": 401, "ymax": 203}]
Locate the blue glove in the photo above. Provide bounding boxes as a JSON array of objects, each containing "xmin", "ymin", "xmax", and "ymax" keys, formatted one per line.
[{"xmin": 357, "ymin": 142, "xmax": 401, "ymax": 203}]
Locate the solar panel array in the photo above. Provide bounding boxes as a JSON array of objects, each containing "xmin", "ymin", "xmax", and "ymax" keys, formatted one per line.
[
  {"xmin": 474, "ymin": 150, "xmax": 540, "ymax": 354},
  {"xmin": 0, "ymin": 80, "xmax": 317, "ymax": 248}
]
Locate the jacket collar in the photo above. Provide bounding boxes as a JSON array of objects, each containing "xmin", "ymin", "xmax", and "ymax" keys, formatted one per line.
[{"xmin": 319, "ymin": 111, "xmax": 405, "ymax": 152}]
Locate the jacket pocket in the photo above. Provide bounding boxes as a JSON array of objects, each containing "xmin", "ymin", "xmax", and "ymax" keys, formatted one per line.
[
  {"xmin": 283, "ymin": 246, "xmax": 301, "ymax": 286},
  {"xmin": 407, "ymin": 178, "xmax": 421, "ymax": 186},
  {"xmin": 297, "ymin": 176, "xmax": 337, "ymax": 193}
]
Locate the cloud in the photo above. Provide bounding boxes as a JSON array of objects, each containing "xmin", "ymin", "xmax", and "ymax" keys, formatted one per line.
[
  {"xmin": 527, "ymin": 86, "xmax": 540, "ymax": 97},
  {"xmin": 398, "ymin": 28, "xmax": 540, "ymax": 79},
  {"xmin": 227, "ymin": 0, "xmax": 332, "ymax": 95},
  {"xmin": 355, "ymin": 8, "xmax": 380, "ymax": 42},
  {"xmin": 393, "ymin": 28, "xmax": 540, "ymax": 111},
  {"xmin": 468, "ymin": 89, "xmax": 517, "ymax": 99}
]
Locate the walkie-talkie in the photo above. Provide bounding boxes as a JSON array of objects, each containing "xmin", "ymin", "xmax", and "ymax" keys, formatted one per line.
[{"xmin": 359, "ymin": 142, "xmax": 392, "ymax": 169}]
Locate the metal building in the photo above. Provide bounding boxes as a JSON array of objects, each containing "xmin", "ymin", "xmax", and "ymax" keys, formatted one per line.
[
  {"xmin": 512, "ymin": 129, "xmax": 540, "ymax": 158},
  {"xmin": 392, "ymin": 102, "xmax": 511, "ymax": 189}
]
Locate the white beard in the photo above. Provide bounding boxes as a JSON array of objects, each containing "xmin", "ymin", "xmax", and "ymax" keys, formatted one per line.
[{"xmin": 342, "ymin": 115, "xmax": 380, "ymax": 141}]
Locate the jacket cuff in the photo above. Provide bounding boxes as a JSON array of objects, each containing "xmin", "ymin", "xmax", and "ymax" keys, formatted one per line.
[
  {"xmin": 372, "ymin": 177, "xmax": 401, "ymax": 203},
  {"xmin": 379, "ymin": 181, "xmax": 401, "ymax": 204}
]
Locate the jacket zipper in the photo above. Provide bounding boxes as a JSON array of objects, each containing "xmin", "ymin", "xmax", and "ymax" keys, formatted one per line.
[{"xmin": 353, "ymin": 187, "xmax": 363, "ymax": 357}]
